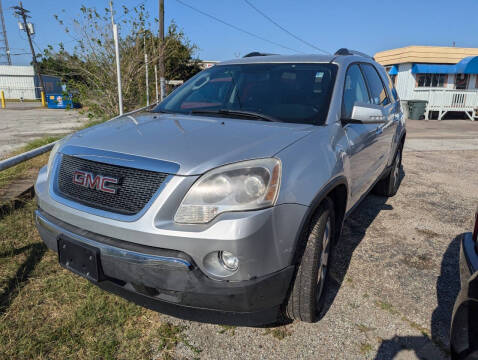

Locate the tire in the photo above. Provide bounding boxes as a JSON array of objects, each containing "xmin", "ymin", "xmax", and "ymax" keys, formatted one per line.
[
  {"xmin": 373, "ymin": 145, "xmax": 403, "ymax": 197},
  {"xmin": 285, "ymin": 197, "xmax": 335, "ymax": 322}
]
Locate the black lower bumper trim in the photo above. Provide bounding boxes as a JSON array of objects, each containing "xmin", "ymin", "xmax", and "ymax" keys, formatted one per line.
[{"xmin": 98, "ymin": 279, "xmax": 283, "ymax": 326}]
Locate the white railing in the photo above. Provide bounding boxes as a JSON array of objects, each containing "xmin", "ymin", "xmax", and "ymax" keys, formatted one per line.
[{"xmin": 413, "ymin": 89, "xmax": 478, "ymax": 120}]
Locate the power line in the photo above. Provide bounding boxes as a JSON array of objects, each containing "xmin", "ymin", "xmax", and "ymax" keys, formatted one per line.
[
  {"xmin": 175, "ymin": 0, "xmax": 302, "ymax": 54},
  {"xmin": 242, "ymin": 0, "xmax": 330, "ymax": 55}
]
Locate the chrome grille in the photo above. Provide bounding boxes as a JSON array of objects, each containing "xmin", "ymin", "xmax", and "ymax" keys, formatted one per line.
[{"xmin": 57, "ymin": 155, "xmax": 168, "ymax": 215}]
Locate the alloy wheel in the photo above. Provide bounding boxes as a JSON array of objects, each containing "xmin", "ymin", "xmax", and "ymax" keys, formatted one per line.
[{"xmin": 317, "ymin": 218, "xmax": 331, "ymax": 306}]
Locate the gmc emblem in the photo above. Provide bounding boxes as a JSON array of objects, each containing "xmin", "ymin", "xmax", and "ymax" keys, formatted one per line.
[{"xmin": 72, "ymin": 170, "xmax": 119, "ymax": 194}]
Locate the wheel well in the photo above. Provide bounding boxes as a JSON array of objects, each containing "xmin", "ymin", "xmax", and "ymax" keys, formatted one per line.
[
  {"xmin": 284, "ymin": 182, "xmax": 349, "ymax": 310},
  {"xmin": 326, "ymin": 184, "xmax": 347, "ymax": 243},
  {"xmin": 292, "ymin": 182, "xmax": 348, "ymax": 265}
]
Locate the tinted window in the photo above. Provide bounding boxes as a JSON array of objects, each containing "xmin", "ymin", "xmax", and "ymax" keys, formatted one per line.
[
  {"xmin": 381, "ymin": 68, "xmax": 399, "ymax": 102},
  {"xmin": 342, "ymin": 64, "xmax": 370, "ymax": 119},
  {"xmin": 155, "ymin": 63, "xmax": 338, "ymax": 125},
  {"xmin": 361, "ymin": 64, "xmax": 390, "ymax": 106}
]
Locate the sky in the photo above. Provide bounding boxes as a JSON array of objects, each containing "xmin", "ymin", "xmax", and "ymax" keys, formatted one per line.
[{"xmin": 4, "ymin": 0, "xmax": 478, "ymax": 66}]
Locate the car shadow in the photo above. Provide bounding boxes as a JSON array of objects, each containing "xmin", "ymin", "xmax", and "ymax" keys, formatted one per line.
[
  {"xmin": 317, "ymin": 192, "xmax": 393, "ymax": 320},
  {"xmin": 0, "ymin": 242, "xmax": 46, "ymax": 315},
  {"xmin": 372, "ymin": 234, "xmax": 462, "ymax": 359},
  {"xmin": 317, "ymin": 165, "xmax": 406, "ymax": 320}
]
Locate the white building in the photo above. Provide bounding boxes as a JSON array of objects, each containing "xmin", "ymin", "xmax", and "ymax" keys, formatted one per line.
[
  {"xmin": 0, "ymin": 65, "xmax": 37, "ymax": 100},
  {"xmin": 375, "ymin": 46, "xmax": 478, "ymax": 120},
  {"xmin": 0, "ymin": 65, "xmax": 63, "ymax": 100}
]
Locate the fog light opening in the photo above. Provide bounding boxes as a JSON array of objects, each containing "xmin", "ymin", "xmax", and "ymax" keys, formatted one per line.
[{"xmin": 218, "ymin": 251, "xmax": 239, "ymax": 271}]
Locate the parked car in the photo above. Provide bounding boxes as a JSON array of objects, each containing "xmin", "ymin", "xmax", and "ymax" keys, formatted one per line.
[
  {"xmin": 451, "ymin": 207, "xmax": 478, "ymax": 359},
  {"xmin": 35, "ymin": 49, "xmax": 405, "ymax": 325}
]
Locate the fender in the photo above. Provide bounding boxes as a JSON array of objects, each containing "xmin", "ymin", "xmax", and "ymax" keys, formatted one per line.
[{"xmin": 290, "ymin": 175, "xmax": 348, "ymax": 265}]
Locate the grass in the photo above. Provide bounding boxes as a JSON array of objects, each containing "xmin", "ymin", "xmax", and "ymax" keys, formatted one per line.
[
  {"xmin": 355, "ymin": 323, "xmax": 376, "ymax": 333},
  {"xmin": 0, "ymin": 200, "xmax": 199, "ymax": 359},
  {"xmin": 218, "ymin": 325, "xmax": 236, "ymax": 335},
  {"xmin": 0, "ymin": 136, "xmax": 61, "ymax": 191},
  {"xmin": 373, "ymin": 298, "xmax": 450, "ymax": 357},
  {"xmin": 359, "ymin": 342, "xmax": 373, "ymax": 355},
  {"xmin": 374, "ymin": 300, "xmax": 399, "ymax": 315},
  {"xmin": 263, "ymin": 326, "xmax": 292, "ymax": 340}
]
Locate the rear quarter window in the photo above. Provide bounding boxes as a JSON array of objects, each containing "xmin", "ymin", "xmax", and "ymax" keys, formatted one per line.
[
  {"xmin": 360, "ymin": 64, "xmax": 390, "ymax": 106},
  {"xmin": 377, "ymin": 65, "xmax": 400, "ymax": 102}
]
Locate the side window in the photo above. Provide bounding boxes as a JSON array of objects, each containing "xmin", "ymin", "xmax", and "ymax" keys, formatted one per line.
[
  {"xmin": 361, "ymin": 64, "xmax": 390, "ymax": 106},
  {"xmin": 381, "ymin": 68, "xmax": 400, "ymax": 102},
  {"xmin": 343, "ymin": 64, "xmax": 370, "ymax": 119}
]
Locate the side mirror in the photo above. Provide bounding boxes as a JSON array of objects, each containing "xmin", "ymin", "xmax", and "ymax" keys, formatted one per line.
[{"xmin": 343, "ymin": 103, "xmax": 387, "ymax": 124}]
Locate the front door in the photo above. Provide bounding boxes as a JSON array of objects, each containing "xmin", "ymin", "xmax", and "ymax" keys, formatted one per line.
[
  {"xmin": 359, "ymin": 63, "xmax": 394, "ymax": 176},
  {"xmin": 342, "ymin": 64, "xmax": 384, "ymax": 203}
]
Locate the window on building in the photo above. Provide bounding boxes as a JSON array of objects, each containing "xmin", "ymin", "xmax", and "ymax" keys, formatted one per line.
[
  {"xmin": 416, "ymin": 74, "xmax": 447, "ymax": 88},
  {"xmin": 455, "ymin": 74, "xmax": 469, "ymax": 90},
  {"xmin": 360, "ymin": 64, "xmax": 390, "ymax": 106}
]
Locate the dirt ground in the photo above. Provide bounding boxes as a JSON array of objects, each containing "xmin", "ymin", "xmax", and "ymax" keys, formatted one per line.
[
  {"xmin": 153, "ymin": 120, "xmax": 478, "ymax": 360},
  {"xmin": 0, "ymin": 102, "xmax": 88, "ymax": 157}
]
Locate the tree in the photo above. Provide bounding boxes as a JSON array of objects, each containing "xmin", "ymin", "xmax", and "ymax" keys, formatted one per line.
[
  {"xmin": 164, "ymin": 22, "xmax": 202, "ymax": 82},
  {"xmin": 38, "ymin": 4, "xmax": 201, "ymax": 119}
]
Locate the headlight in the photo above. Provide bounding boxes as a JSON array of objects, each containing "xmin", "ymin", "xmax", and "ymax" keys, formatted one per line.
[
  {"xmin": 46, "ymin": 141, "xmax": 62, "ymax": 175},
  {"xmin": 174, "ymin": 158, "xmax": 281, "ymax": 224}
]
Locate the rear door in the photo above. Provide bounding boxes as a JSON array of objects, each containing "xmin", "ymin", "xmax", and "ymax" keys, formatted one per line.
[
  {"xmin": 359, "ymin": 63, "xmax": 394, "ymax": 175},
  {"xmin": 342, "ymin": 64, "xmax": 383, "ymax": 203}
]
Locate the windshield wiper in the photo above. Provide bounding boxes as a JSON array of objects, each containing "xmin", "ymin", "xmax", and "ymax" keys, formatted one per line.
[
  {"xmin": 155, "ymin": 109, "xmax": 176, "ymax": 114},
  {"xmin": 190, "ymin": 109, "xmax": 281, "ymax": 122}
]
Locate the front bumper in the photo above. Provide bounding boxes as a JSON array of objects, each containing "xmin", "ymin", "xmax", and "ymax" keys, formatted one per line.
[
  {"xmin": 35, "ymin": 164, "xmax": 307, "ymax": 282},
  {"xmin": 36, "ymin": 209, "xmax": 295, "ymax": 326},
  {"xmin": 450, "ymin": 233, "xmax": 478, "ymax": 359}
]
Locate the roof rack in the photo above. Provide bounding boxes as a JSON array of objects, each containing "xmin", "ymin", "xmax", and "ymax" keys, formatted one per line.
[
  {"xmin": 334, "ymin": 48, "xmax": 374, "ymax": 60},
  {"xmin": 243, "ymin": 52, "xmax": 277, "ymax": 58}
]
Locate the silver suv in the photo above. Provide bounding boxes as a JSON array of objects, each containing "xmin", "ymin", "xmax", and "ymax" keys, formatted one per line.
[{"xmin": 35, "ymin": 49, "xmax": 405, "ymax": 325}]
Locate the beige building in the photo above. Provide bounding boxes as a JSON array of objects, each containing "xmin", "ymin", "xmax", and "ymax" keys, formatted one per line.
[{"xmin": 374, "ymin": 46, "xmax": 478, "ymax": 120}]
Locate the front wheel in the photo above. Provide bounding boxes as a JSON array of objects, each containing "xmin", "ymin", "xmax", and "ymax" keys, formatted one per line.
[
  {"xmin": 373, "ymin": 146, "xmax": 403, "ymax": 197},
  {"xmin": 284, "ymin": 197, "xmax": 335, "ymax": 322}
]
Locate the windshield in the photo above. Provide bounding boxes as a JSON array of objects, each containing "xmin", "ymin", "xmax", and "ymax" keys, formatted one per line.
[{"xmin": 154, "ymin": 63, "xmax": 338, "ymax": 125}]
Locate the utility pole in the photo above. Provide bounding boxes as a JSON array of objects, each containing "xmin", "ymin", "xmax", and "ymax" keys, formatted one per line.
[
  {"xmin": 109, "ymin": 1, "xmax": 123, "ymax": 115},
  {"xmin": 144, "ymin": 34, "xmax": 149, "ymax": 106},
  {"xmin": 13, "ymin": 2, "xmax": 46, "ymax": 101},
  {"xmin": 154, "ymin": 64, "xmax": 159, "ymax": 103},
  {"xmin": 0, "ymin": 0, "xmax": 11, "ymax": 65},
  {"xmin": 159, "ymin": 0, "xmax": 165, "ymax": 101}
]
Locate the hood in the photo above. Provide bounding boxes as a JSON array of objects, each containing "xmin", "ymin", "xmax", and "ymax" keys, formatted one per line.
[{"xmin": 65, "ymin": 112, "xmax": 314, "ymax": 175}]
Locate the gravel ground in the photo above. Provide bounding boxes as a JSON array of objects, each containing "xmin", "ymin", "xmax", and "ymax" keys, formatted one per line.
[
  {"xmin": 0, "ymin": 102, "xmax": 88, "ymax": 157},
  {"xmin": 152, "ymin": 120, "xmax": 478, "ymax": 360}
]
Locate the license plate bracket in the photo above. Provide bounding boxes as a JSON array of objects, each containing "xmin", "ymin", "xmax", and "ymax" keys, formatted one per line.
[{"xmin": 58, "ymin": 237, "xmax": 102, "ymax": 282}]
